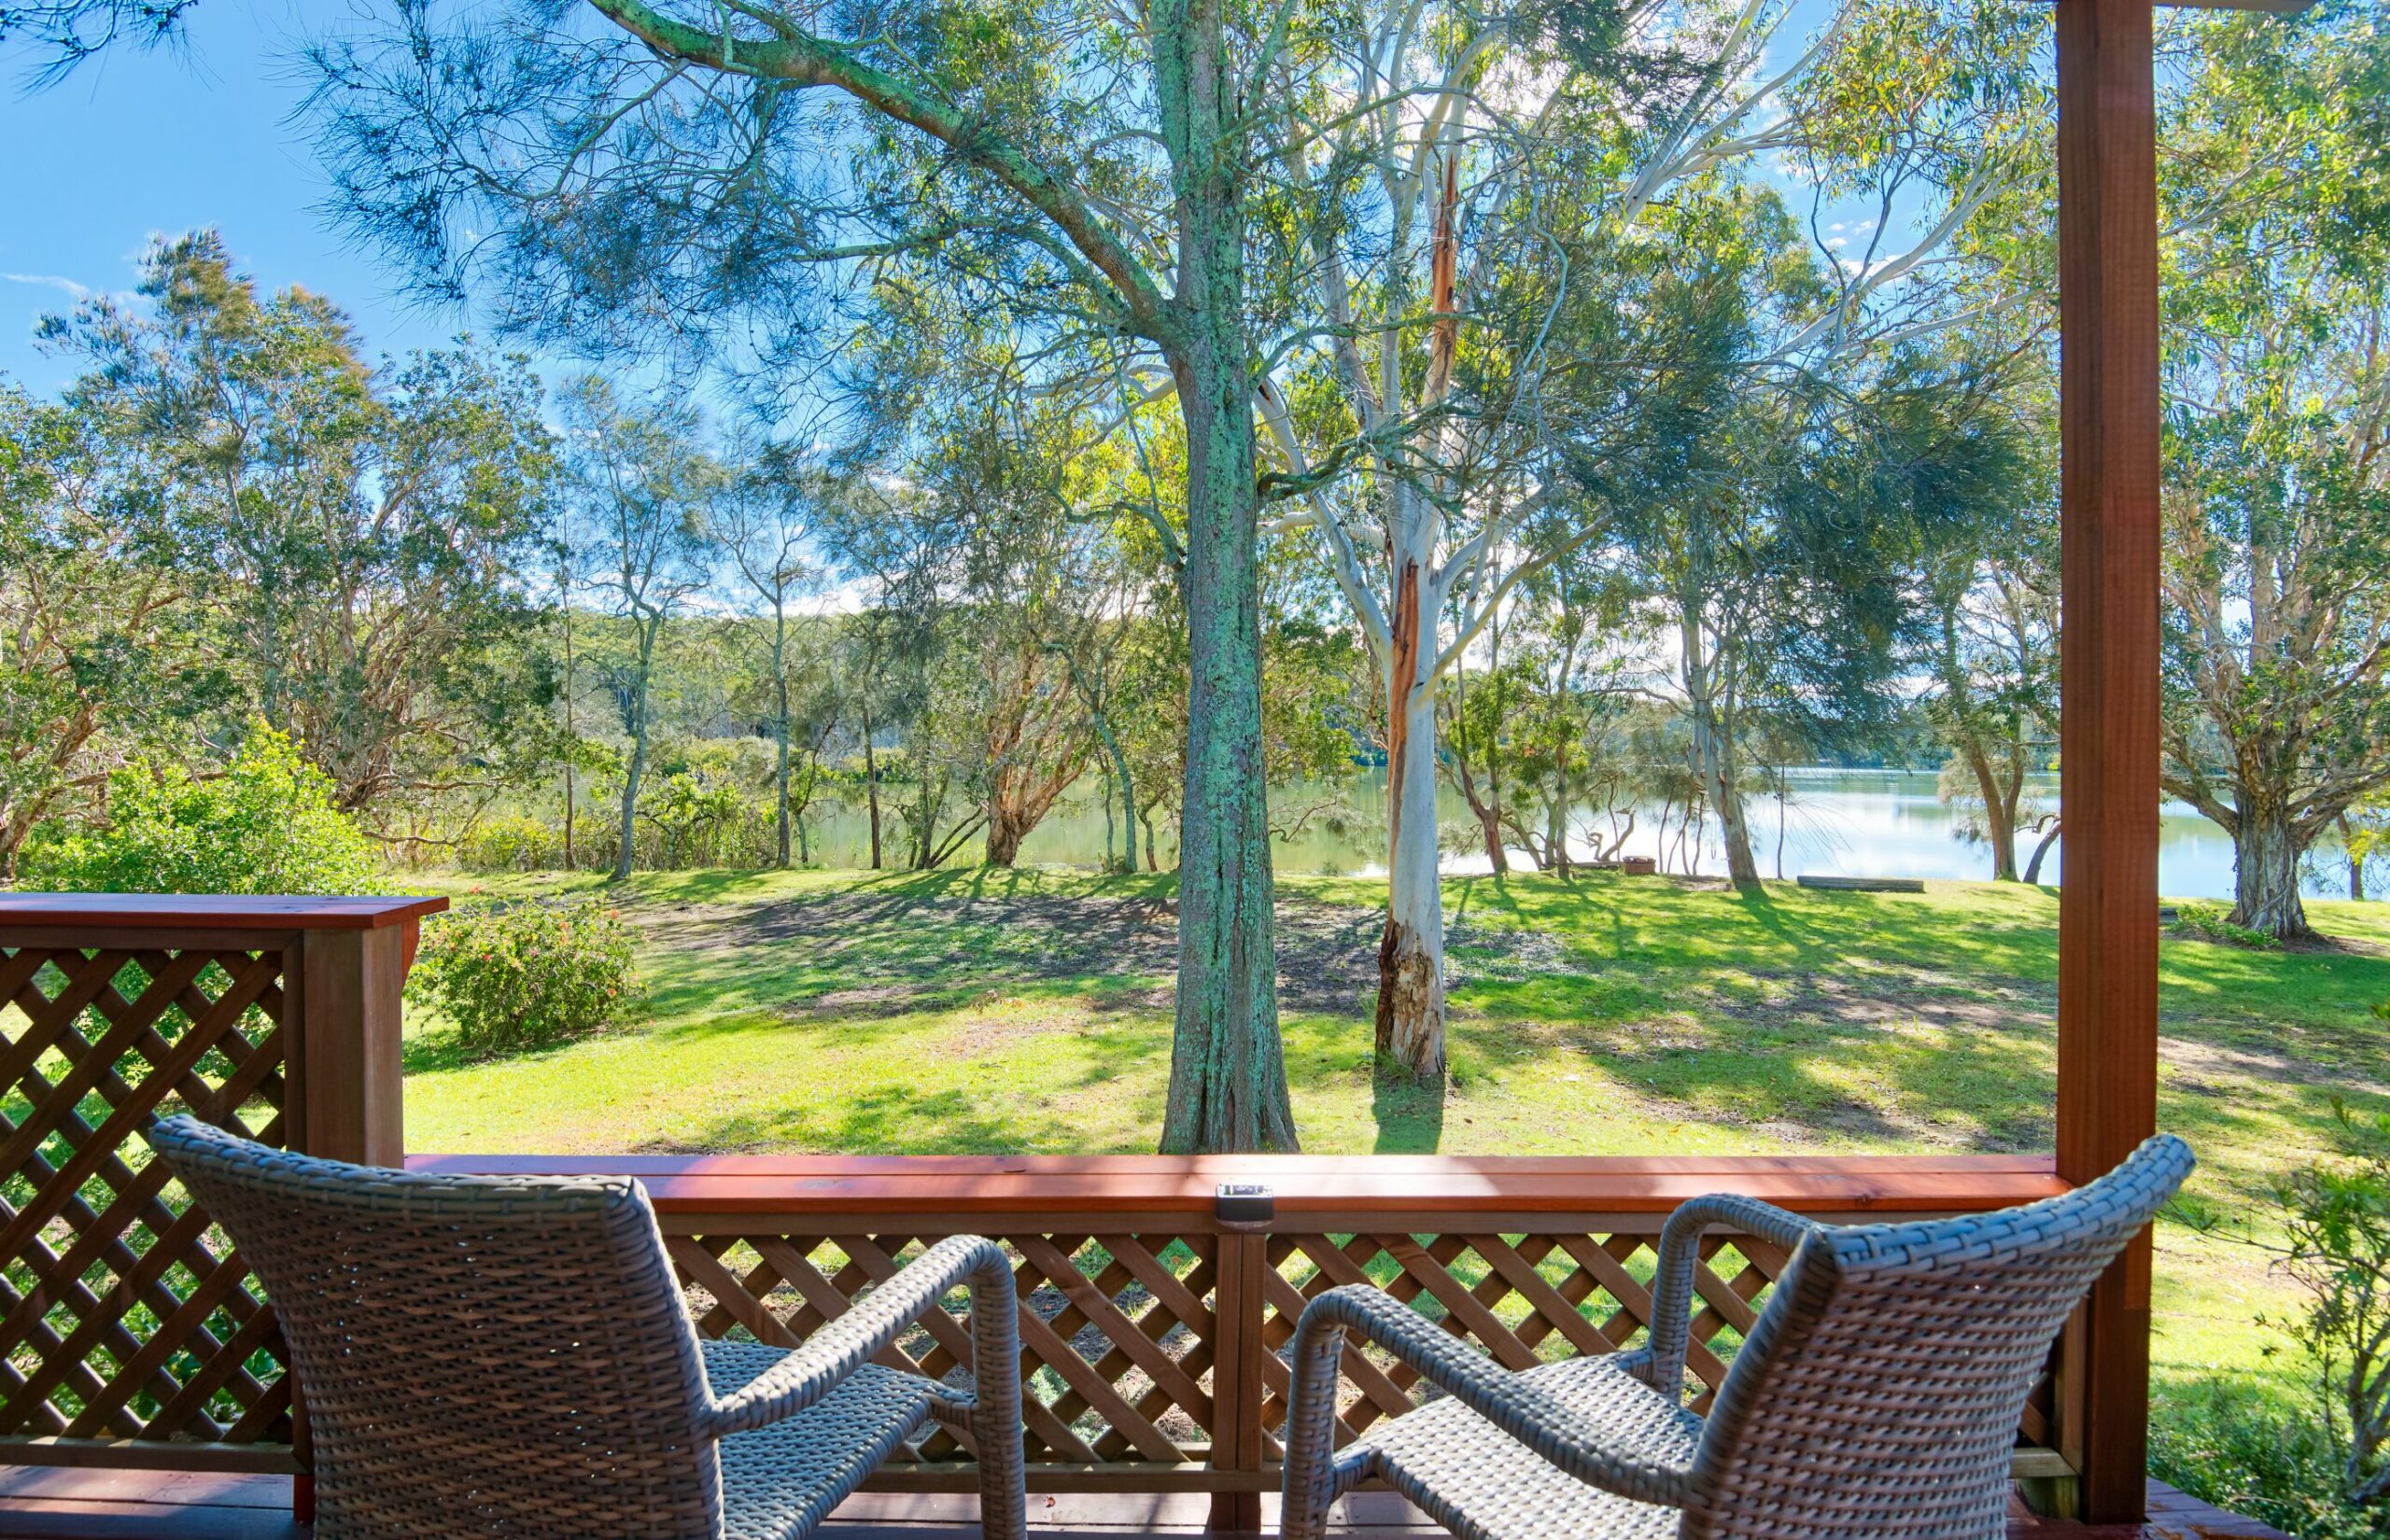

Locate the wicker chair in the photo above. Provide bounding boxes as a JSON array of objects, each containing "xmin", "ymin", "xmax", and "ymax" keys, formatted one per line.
[
  {"xmin": 148, "ymin": 1115, "xmax": 1027, "ymax": 1540},
  {"xmin": 1282, "ymin": 1133, "xmax": 2194, "ymax": 1540}
]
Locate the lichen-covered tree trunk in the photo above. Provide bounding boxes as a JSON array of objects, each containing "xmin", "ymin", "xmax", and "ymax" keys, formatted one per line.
[
  {"xmin": 2233, "ymin": 797, "xmax": 2312, "ymax": 939},
  {"xmin": 1376, "ymin": 554, "xmax": 1447, "ymax": 1083},
  {"xmin": 1153, "ymin": 0, "xmax": 1295, "ymax": 1154}
]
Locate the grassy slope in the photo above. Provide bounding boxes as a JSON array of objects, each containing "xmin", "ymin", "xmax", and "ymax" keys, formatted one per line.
[{"xmin": 402, "ymin": 864, "xmax": 2390, "ymax": 1476}]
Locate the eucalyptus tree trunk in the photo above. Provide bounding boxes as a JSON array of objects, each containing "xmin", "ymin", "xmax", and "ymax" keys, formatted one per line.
[
  {"xmin": 1376, "ymin": 541, "xmax": 1446, "ymax": 1082},
  {"xmin": 1681, "ymin": 605, "xmax": 1760, "ymax": 889},
  {"xmin": 612, "ymin": 613, "xmax": 660, "ymax": 884},
  {"xmin": 771, "ymin": 603, "xmax": 793, "ymax": 869},
  {"xmin": 1965, "ymin": 745, "xmax": 2022, "ymax": 881},
  {"xmin": 1154, "ymin": 0, "xmax": 1296, "ymax": 1153}
]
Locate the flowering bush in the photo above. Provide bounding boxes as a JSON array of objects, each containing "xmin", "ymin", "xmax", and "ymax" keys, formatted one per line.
[{"xmin": 413, "ymin": 901, "xmax": 642, "ymax": 1055}]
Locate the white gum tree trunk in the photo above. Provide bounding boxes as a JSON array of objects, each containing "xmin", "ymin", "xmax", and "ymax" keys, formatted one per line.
[{"xmin": 1376, "ymin": 539, "xmax": 1447, "ymax": 1079}]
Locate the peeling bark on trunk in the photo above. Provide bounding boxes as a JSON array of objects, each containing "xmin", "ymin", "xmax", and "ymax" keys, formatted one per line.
[
  {"xmin": 2232, "ymin": 801, "xmax": 2312, "ymax": 939},
  {"xmin": 1375, "ymin": 556, "xmax": 1447, "ymax": 1084},
  {"xmin": 985, "ymin": 813, "xmax": 1030, "ymax": 868}
]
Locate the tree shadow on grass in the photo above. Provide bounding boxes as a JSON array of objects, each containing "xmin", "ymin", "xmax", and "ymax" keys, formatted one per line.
[
  {"xmin": 1371, "ymin": 1066, "xmax": 1445, "ymax": 1153},
  {"xmin": 642, "ymin": 1076, "xmax": 1158, "ymax": 1156}
]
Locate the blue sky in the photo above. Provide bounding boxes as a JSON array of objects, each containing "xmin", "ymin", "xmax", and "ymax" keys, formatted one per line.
[
  {"xmin": 0, "ymin": 1, "xmax": 1921, "ymax": 402},
  {"xmin": 0, "ymin": 1, "xmax": 467, "ymax": 394}
]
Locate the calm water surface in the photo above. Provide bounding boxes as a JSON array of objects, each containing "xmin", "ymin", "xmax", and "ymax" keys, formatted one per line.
[{"xmin": 794, "ymin": 768, "xmax": 2355, "ymax": 902}]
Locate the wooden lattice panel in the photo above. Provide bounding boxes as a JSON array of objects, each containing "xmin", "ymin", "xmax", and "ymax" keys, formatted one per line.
[
  {"xmin": 1253, "ymin": 1228, "xmax": 1789, "ymax": 1458},
  {"xmin": 0, "ymin": 943, "xmax": 293, "ymax": 1452},
  {"xmin": 666, "ymin": 1230, "xmax": 1221, "ymax": 1468}
]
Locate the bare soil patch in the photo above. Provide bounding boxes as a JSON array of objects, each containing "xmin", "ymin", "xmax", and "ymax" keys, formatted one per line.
[{"xmin": 647, "ymin": 887, "xmax": 1389, "ymax": 1015}]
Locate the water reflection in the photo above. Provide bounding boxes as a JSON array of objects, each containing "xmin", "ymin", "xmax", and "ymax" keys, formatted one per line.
[{"xmin": 793, "ymin": 768, "xmax": 2355, "ymax": 902}]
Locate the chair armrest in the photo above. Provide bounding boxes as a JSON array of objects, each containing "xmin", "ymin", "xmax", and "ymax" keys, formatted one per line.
[
  {"xmin": 706, "ymin": 1234, "xmax": 1018, "ymax": 1438},
  {"xmin": 1283, "ymin": 1285, "xmax": 1694, "ymax": 1519},
  {"xmin": 1641, "ymin": 1194, "xmax": 1816, "ymax": 1402}
]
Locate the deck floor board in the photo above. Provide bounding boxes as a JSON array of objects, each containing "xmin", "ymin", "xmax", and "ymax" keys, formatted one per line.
[{"xmin": 0, "ymin": 1469, "xmax": 2288, "ymax": 1540}]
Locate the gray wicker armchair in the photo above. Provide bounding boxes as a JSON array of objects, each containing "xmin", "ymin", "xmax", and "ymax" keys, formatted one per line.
[
  {"xmin": 1282, "ymin": 1133, "xmax": 2193, "ymax": 1540},
  {"xmin": 149, "ymin": 1115, "xmax": 1027, "ymax": 1540}
]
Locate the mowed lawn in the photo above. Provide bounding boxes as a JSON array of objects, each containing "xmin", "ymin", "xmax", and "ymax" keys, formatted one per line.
[{"xmin": 402, "ymin": 863, "xmax": 2390, "ymax": 1478}]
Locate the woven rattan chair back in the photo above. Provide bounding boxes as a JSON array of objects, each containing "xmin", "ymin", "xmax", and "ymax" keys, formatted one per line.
[
  {"xmin": 1683, "ymin": 1132, "xmax": 2193, "ymax": 1540},
  {"xmin": 150, "ymin": 1115, "xmax": 724, "ymax": 1540}
]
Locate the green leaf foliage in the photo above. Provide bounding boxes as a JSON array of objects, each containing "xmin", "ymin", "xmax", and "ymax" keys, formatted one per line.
[{"xmin": 20, "ymin": 723, "xmax": 387, "ymax": 895}]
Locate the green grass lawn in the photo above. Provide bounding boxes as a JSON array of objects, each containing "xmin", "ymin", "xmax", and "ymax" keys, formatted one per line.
[{"xmin": 403, "ymin": 864, "xmax": 2390, "ymax": 1528}]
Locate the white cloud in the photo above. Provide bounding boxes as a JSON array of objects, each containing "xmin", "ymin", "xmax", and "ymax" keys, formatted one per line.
[{"xmin": 1, "ymin": 273, "xmax": 92, "ymax": 302}]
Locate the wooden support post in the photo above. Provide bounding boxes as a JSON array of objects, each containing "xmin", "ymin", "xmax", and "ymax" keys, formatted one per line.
[
  {"xmin": 2053, "ymin": 0, "xmax": 2163, "ymax": 1521},
  {"xmin": 288, "ymin": 925, "xmax": 412, "ymax": 1167},
  {"xmin": 1209, "ymin": 1230, "xmax": 1268, "ymax": 1533}
]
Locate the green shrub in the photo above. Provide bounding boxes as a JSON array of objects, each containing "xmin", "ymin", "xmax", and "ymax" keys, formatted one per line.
[
  {"xmin": 2257, "ymin": 1100, "xmax": 2390, "ymax": 1515},
  {"xmin": 2151, "ymin": 1375, "xmax": 2382, "ymax": 1540},
  {"xmin": 456, "ymin": 814, "xmax": 564, "ymax": 873},
  {"xmin": 21, "ymin": 724, "xmax": 387, "ymax": 894},
  {"xmin": 2170, "ymin": 900, "xmax": 2285, "ymax": 950},
  {"xmin": 412, "ymin": 901, "xmax": 642, "ymax": 1055}
]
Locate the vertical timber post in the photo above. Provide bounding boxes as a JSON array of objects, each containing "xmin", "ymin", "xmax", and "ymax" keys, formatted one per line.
[
  {"xmin": 1210, "ymin": 1184, "xmax": 1272, "ymax": 1533},
  {"xmin": 2053, "ymin": 0, "xmax": 2163, "ymax": 1522},
  {"xmin": 289, "ymin": 925, "xmax": 412, "ymax": 1166}
]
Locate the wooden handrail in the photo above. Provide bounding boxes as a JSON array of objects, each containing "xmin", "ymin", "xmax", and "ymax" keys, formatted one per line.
[
  {"xmin": 408, "ymin": 1152, "xmax": 2068, "ymax": 1218},
  {"xmin": 0, "ymin": 894, "xmax": 447, "ymax": 931}
]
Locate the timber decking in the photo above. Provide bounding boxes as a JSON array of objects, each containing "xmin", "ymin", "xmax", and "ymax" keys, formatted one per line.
[{"xmin": 0, "ymin": 1469, "xmax": 2292, "ymax": 1540}]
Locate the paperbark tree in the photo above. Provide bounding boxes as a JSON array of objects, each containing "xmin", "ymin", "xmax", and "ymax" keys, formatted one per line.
[
  {"xmin": 2154, "ymin": 4, "xmax": 2390, "ymax": 940},
  {"xmin": 1919, "ymin": 408, "xmax": 2057, "ymax": 883},
  {"xmin": 0, "ymin": 383, "xmax": 229, "ymax": 870},
  {"xmin": 308, "ymin": 0, "xmax": 1295, "ymax": 1150}
]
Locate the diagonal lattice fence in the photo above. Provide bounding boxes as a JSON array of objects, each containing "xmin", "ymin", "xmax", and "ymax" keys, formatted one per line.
[{"xmin": 0, "ymin": 941, "xmax": 296, "ymax": 1460}]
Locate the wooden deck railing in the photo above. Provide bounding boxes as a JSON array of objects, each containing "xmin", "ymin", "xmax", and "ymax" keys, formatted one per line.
[
  {"xmin": 417, "ymin": 1151, "xmax": 2079, "ymax": 1528},
  {"xmin": 0, "ymin": 895, "xmax": 443, "ymax": 1473},
  {"xmin": 0, "ymin": 895, "xmax": 2085, "ymax": 1525}
]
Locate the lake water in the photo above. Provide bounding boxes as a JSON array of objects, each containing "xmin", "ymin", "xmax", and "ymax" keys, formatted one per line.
[{"xmin": 794, "ymin": 767, "xmax": 2357, "ymax": 901}]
